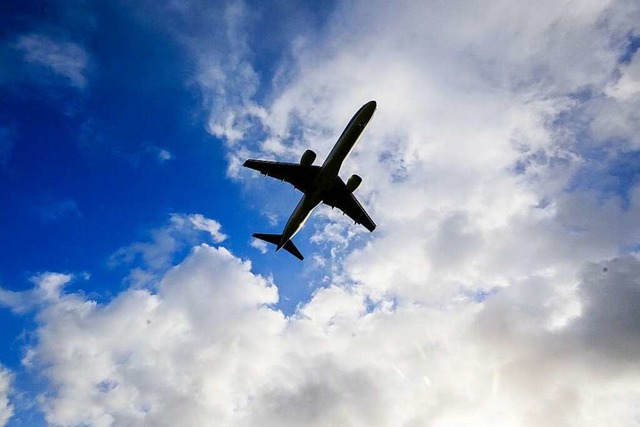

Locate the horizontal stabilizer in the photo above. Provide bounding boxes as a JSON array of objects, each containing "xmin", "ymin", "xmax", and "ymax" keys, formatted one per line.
[
  {"xmin": 282, "ymin": 240, "xmax": 304, "ymax": 261},
  {"xmin": 252, "ymin": 233, "xmax": 304, "ymax": 261}
]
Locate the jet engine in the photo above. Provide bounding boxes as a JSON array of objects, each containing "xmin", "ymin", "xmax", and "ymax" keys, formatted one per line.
[
  {"xmin": 300, "ymin": 149, "xmax": 316, "ymax": 167},
  {"xmin": 346, "ymin": 174, "xmax": 362, "ymax": 192}
]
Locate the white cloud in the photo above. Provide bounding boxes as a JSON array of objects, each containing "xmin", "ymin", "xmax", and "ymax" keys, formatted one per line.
[
  {"xmin": 186, "ymin": 0, "xmax": 640, "ymax": 424},
  {"xmin": 0, "ymin": 288, "xmax": 28, "ymax": 314},
  {"xmin": 157, "ymin": 149, "xmax": 173, "ymax": 162},
  {"xmin": 109, "ymin": 214, "xmax": 227, "ymax": 286},
  {"xmin": 250, "ymin": 237, "xmax": 268, "ymax": 254},
  {"xmin": 4, "ymin": 0, "xmax": 640, "ymax": 425},
  {"xmin": 606, "ymin": 52, "xmax": 640, "ymax": 101},
  {"xmin": 143, "ymin": 144, "xmax": 174, "ymax": 163},
  {"xmin": 153, "ymin": 0, "xmax": 265, "ymax": 149},
  {"xmin": 185, "ymin": 214, "xmax": 227, "ymax": 242},
  {"xmin": 203, "ymin": 0, "xmax": 640, "ymax": 302},
  {"xmin": 24, "ymin": 245, "xmax": 284, "ymax": 426},
  {"xmin": 15, "ymin": 34, "xmax": 90, "ymax": 89},
  {"xmin": 0, "ymin": 273, "xmax": 73, "ymax": 314},
  {"xmin": 592, "ymin": 46, "xmax": 640, "ymax": 148},
  {"xmin": 0, "ymin": 367, "xmax": 14, "ymax": 427},
  {"xmin": 10, "ymin": 247, "xmax": 640, "ymax": 426}
]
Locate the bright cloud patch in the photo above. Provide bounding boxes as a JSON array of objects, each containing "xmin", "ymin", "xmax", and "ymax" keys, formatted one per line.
[
  {"xmin": 110, "ymin": 214, "xmax": 225, "ymax": 267},
  {"xmin": 157, "ymin": 149, "xmax": 173, "ymax": 162},
  {"xmin": 250, "ymin": 237, "xmax": 268, "ymax": 254},
  {"xmin": 0, "ymin": 367, "xmax": 13, "ymax": 427},
  {"xmin": 186, "ymin": 0, "xmax": 639, "ymax": 424},
  {"xmin": 13, "ymin": 246, "xmax": 640, "ymax": 426},
  {"xmin": 2, "ymin": 0, "xmax": 640, "ymax": 425},
  {"xmin": 0, "ymin": 273, "xmax": 73, "ymax": 314},
  {"xmin": 24, "ymin": 246, "xmax": 282, "ymax": 426},
  {"xmin": 185, "ymin": 214, "xmax": 227, "ymax": 242},
  {"xmin": 15, "ymin": 34, "xmax": 90, "ymax": 89},
  {"xmin": 108, "ymin": 214, "xmax": 228, "ymax": 287}
]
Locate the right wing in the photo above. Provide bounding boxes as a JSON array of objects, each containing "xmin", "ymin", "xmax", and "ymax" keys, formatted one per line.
[
  {"xmin": 323, "ymin": 177, "xmax": 376, "ymax": 232},
  {"xmin": 243, "ymin": 160, "xmax": 321, "ymax": 193}
]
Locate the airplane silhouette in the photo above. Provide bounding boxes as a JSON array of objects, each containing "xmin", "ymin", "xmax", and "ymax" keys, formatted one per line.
[{"xmin": 244, "ymin": 101, "xmax": 377, "ymax": 260}]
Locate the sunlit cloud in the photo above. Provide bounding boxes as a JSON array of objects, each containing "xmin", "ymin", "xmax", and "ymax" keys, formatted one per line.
[
  {"xmin": 15, "ymin": 34, "xmax": 90, "ymax": 89},
  {"xmin": 0, "ymin": 367, "xmax": 13, "ymax": 427},
  {"xmin": 2, "ymin": 0, "xmax": 640, "ymax": 425},
  {"xmin": 6, "ymin": 246, "xmax": 639, "ymax": 426},
  {"xmin": 108, "ymin": 214, "xmax": 227, "ymax": 288}
]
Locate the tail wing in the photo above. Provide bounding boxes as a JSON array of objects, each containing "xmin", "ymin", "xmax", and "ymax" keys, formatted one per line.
[
  {"xmin": 282, "ymin": 239, "xmax": 304, "ymax": 261},
  {"xmin": 252, "ymin": 233, "xmax": 304, "ymax": 261}
]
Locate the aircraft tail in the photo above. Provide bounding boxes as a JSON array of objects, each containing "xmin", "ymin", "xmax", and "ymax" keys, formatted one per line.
[{"xmin": 252, "ymin": 233, "xmax": 304, "ymax": 261}]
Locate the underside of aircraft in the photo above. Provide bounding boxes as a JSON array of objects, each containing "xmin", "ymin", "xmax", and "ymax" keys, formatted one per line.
[{"xmin": 244, "ymin": 100, "xmax": 377, "ymax": 260}]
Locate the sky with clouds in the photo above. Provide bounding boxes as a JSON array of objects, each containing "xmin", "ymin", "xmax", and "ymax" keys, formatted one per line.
[{"xmin": 1, "ymin": 0, "xmax": 640, "ymax": 425}]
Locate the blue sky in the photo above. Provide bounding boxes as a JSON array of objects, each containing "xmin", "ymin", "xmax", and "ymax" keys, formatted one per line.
[
  {"xmin": 1, "ymin": 2, "xmax": 317, "ymax": 422},
  {"xmin": 1, "ymin": 1, "xmax": 324, "ymax": 307},
  {"xmin": 2, "ymin": 1, "xmax": 640, "ymax": 426}
]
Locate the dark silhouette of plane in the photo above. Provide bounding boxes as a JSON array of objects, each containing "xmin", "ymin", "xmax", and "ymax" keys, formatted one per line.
[{"xmin": 244, "ymin": 100, "xmax": 377, "ymax": 260}]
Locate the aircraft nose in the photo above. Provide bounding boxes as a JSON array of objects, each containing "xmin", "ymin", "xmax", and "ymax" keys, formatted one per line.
[{"xmin": 362, "ymin": 100, "xmax": 376, "ymax": 117}]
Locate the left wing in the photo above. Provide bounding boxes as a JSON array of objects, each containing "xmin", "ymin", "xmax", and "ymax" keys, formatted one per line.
[
  {"xmin": 243, "ymin": 160, "xmax": 320, "ymax": 193},
  {"xmin": 323, "ymin": 177, "xmax": 376, "ymax": 232}
]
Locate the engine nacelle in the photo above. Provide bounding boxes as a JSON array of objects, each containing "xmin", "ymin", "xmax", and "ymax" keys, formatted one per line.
[
  {"xmin": 346, "ymin": 174, "xmax": 362, "ymax": 192},
  {"xmin": 300, "ymin": 149, "xmax": 316, "ymax": 167}
]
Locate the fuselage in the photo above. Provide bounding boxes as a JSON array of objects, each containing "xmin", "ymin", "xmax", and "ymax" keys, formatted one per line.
[{"xmin": 277, "ymin": 100, "xmax": 377, "ymax": 251}]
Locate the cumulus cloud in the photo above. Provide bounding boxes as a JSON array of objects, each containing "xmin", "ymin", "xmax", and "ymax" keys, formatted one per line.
[
  {"xmin": 15, "ymin": 34, "xmax": 90, "ymax": 89},
  {"xmin": 8, "ymin": 246, "xmax": 639, "ymax": 426},
  {"xmin": 569, "ymin": 256, "xmax": 640, "ymax": 365},
  {"xmin": 0, "ymin": 367, "xmax": 14, "ymax": 427},
  {"xmin": 108, "ymin": 213, "xmax": 227, "ymax": 287},
  {"xmin": 186, "ymin": 214, "xmax": 227, "ymax": 242},
  {"xmin": 4, "ymin": 0, "xmax": 640, "ymax": 425},
  {"xmin": 203, "ymin": 0, "xmax": 640, "ymax": 302},
  {"xmin": 250, "ymin": 237, "xmax": 268, "ymax": 254},
  {"xmin": 592, "ymin": 45, "xmax": 640, "ymax": 148},
  {"xmin": 141, "ymin": 0, "xmax": 265, "ymax": 149},
  {"xmin": 156, "ymin": 148, "xmax": 173, "ymax": 162},
  {"xmin": 0, "ymin": 273, "xmax": 73, "ymax": 314},
  {"xmin": 186, "ymin": 0, "xmax": 640, "ymax": 424},
  {"xmin": 606, "ymin": 52, "xmax": 640, "ymax": 101},
  {"xmin": 23, "ymin": 245, "xmax": 283, "ymax": 426}
]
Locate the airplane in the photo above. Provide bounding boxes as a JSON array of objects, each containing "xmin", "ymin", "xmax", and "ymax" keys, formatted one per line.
[{"xmin": 243, "ymin": 100, "xmax": 377, "ymax": 260}]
